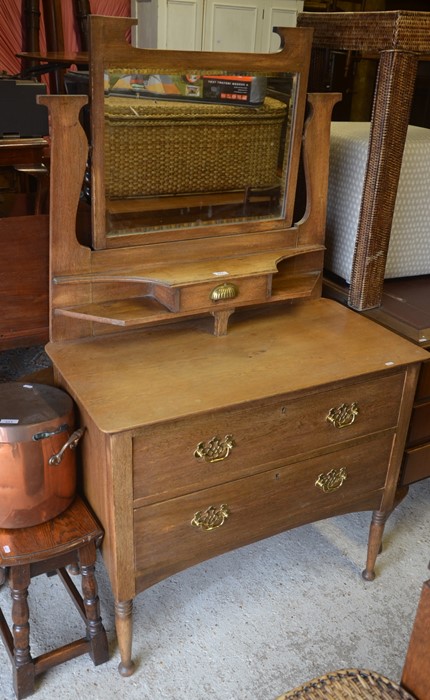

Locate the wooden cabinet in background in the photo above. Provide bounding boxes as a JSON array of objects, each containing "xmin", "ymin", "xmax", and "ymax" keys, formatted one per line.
[{"xmin": 0, "ymin": 137, "xmax": 49, "ymax": 349}]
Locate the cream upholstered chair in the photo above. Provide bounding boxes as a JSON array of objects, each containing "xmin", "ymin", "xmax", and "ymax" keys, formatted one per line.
[{"xmin": 276, "ymin": 578, "xmax": 430, "ymax": 699}]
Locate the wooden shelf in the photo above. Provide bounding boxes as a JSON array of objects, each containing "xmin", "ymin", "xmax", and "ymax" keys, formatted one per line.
[{"xmin": 55, "ymin": 276, "xmax": 321, "ymax": 328}]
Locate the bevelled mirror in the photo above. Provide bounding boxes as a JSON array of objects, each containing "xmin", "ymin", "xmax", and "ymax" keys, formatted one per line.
[{"xmin": 88, "ymin": 16, "xmax": 312, "ymax": 250}]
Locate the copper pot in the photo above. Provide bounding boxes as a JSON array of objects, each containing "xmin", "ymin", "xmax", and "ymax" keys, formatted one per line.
[{"xmin": 0, "ymin": 383, "xmax": 83, "ymax": 529}]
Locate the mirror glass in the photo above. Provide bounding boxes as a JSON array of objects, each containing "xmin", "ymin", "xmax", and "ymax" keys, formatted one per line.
[{"xmin": 102, "ymin": 68, "xmax": 298, "ymax": 240}]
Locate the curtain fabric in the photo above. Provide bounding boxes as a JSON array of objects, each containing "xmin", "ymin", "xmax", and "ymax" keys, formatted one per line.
[{"xmin": 0, "ymin": 1, "xmax": 131, "ymax": 80}]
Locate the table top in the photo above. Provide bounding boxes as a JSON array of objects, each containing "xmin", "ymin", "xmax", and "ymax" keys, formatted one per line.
[
  {"xmin": 298, "ymin": 10, "xmax": 430, "ymax": 53},
  {"xmin": 0, "ymin": 137, "xmax": 49, "ymax": 166},
  {"xmin": 46, "ymin": 298, "xmax": 428, "ymax": 434},
  {"xmin": 17, "ymin": 51, "xmax": 88, "ymax": 65}
]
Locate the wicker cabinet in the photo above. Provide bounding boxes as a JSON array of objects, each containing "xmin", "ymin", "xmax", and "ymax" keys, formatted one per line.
[{"xmin": 132, "ymin": 0, "xmax": 303, "ymax": 52}]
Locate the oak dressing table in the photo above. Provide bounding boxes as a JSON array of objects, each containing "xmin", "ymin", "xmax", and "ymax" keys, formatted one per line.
[{"xmin": 40, "ymin": 16, "xmax": 427, "ymax": 676}]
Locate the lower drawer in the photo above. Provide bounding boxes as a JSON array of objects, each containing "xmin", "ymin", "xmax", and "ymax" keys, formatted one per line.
[{"xmin": 134, "ymin": 431, "xmax": 393, "ymax": 591}]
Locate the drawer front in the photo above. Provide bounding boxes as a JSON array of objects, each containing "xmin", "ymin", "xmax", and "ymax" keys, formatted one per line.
[
  {"xmin": 134, "ymin": 432, "xmax": 393, "ymax": 590},
  {"xmin": 133, "ymin": 372, "xmax": 404, "ymax": 504},
  {"xmin": 179, "ymin": 275, "xmax": 270, "ymax": 311},
  {"xmin": 415, "ymin": 358, "xmax": 430, "ymax": 402},
  {"xmin": 407, "ymin": 401, "xmax": 430, "ymax": 446},
  {"xmin": 400, "ymin": 442, "xmax": 430, "ymax": 487}
]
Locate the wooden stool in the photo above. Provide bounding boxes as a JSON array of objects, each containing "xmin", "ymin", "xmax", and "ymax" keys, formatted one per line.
[{"xmin": 0, "ymin": 496, "xmax": 109, "ymax": 699}]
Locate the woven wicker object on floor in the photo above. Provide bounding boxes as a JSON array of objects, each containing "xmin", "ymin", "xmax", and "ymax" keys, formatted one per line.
[
  {"xmin": 104, "ymin": 95, "xmax": 286, "ymax": 199},
  {"xmin": 276, "ymin": 668, "xmax": 415, "ymax": 699}
]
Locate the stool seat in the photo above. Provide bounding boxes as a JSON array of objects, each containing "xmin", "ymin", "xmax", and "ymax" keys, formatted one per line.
[
  {"xmin": 0, "ymin": 494, "xmax": 103, "ymax": 566},
  {"xmin": 0, "ymin": 496, "xmax": 109, "ymax": 699}
]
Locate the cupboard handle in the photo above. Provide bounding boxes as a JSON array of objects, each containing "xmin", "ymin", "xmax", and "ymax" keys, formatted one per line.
[
  {"xmin": 191, "ymin": 504, "xmax": 230, "ymax": 531},
  {"xmin": 326, "ymin": 402, "xmax": 359, "ymax": 428},
  {"xmin": 194, "ymin": 434, "xmax": 235, "ymax": 463},
  {"xmin": 210, "ymin": 282, "xmax": 238, "ymax": 302},
  {"xmin": 315, "ymin": 467, "xmax": 348, "ymax": 493}
]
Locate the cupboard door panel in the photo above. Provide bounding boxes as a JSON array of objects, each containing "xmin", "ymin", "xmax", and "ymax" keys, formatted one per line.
[
  {"xmin": 202, "ymin": 0, "xmax": 262, "ymax": 52},
  {"xmin": 159, "ymin": 0, "xmax": 203, "ymax": 50}
]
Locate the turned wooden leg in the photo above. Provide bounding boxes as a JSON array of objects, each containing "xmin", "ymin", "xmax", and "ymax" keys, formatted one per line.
[
  {"xmin": 0, "ymin": 566, "xmax": 6, "ymax": 586},
  {"xmin": 115, "ymin": 598, "xmax": 135, "ymax": 677},
  {"xmin": 78, "ymin": 542, "xmax": 109, "ymax": 666},
  {"xmin": 362, "ymin": 509, "xmax": 388, "ymax": 581},
  {"xmin": 9, "ymin": 565, "xmax": 35, "ymax": 700}
]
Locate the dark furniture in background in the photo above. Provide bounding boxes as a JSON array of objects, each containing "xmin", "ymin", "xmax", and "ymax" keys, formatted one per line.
[
  {"xmin": 21, "ymin": 0, "xmax": 90, "ymax": 93},
  {"xmin": 0, "ymin": 138, "xmax": 49, "ymax": 350}
]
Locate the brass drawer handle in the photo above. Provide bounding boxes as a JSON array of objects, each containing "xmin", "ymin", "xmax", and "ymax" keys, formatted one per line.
[
  {"xmin": 210, "ymin": 282, "xmax": 238, "ymax": 302},
  {"xmin": 194, "ymin": 435, "xmax": 235, "ymax": 463},
  {"xmin": 315, "ymin": 467, "xmax": 348, "ymax": 493},
  {"xmin": 191, "ymin": 504, "xmax": 230, "ymax": 531},
  {"xmin": 326, "ymin": 402, "xmax": 359, "ymax": 428}
]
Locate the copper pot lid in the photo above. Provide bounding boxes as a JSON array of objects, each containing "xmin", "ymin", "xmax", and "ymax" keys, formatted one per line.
[{"xmin": 0, "ymin": 383, "xmax": 74, "ymax": 443}]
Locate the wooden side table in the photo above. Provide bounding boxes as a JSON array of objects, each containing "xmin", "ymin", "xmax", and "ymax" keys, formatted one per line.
[{"xmin": 0, "ymin": 496, "xmax": 109, "ymax": 699}]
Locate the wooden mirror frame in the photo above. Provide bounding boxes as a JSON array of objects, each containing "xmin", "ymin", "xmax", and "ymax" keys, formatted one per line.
[{"xmin": 39, "ymin": 15, "xmax": 339, "ymax": 342}]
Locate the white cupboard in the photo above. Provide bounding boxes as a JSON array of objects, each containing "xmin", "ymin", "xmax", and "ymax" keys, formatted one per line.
[{"xmin": 131, "ymin": 0, "xmax": 304, "ymax": 52}]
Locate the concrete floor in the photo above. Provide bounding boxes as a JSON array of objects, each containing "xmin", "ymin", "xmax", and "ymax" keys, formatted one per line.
[{"xmin": 1, "ymin": 477, "xmax": 429, "ymax": 700}]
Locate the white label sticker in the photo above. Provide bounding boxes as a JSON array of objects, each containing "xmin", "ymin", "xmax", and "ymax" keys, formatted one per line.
[
  {"xmin": 0, "ymin": 419, "xmax": 19, "ymax": 424},
  {"xmin": 212, "ymin": 271, "xmax": 229, "ymax": 276},
  {"xmin": 385, "ymin": 361, "xmax": 394, "ymax": 366},
  {"xmin": 3, "ymin": 545, "xmax": 10, "ymax": 553}
]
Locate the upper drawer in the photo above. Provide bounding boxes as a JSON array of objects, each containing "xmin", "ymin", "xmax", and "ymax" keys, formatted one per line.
[{"xmin": 133, "ymin": 371, "xmax": 404, "ymax": 505}]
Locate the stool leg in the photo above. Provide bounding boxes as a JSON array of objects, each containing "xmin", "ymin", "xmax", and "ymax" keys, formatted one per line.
[
  {"xmin": 9, "ymin": 565, "xmax": 35, "ymax": 700},
  {"xmin": 78, "ymin": 542, "xmax": 109, "ymax": 666}
]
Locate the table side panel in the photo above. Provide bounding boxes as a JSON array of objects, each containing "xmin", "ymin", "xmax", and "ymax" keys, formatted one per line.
[{"xmin": 71, "ymin": 398, "xmax": 136, "ymax": 601}]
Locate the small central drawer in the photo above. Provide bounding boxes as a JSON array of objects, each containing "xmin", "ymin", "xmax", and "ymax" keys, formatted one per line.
[
  {"xmin": 134, "ymin": 431, "xmax": 393, "ymax": 591},
  {"xmin": 132, "ymin": 371, "xmax": 404, "ymax": 505},
  {"xmin": 178, "ymin": 275, "xmax": 270, "ymax": 312}
]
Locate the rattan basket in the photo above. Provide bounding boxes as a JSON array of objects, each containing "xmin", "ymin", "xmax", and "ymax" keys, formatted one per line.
[
  {"xmin": 104, "ymin": 96, "xmax": 287, "ymax": 199},
  {"xmin": 276, "ymin": 668, "xmax": 415, "ymax": 699}
]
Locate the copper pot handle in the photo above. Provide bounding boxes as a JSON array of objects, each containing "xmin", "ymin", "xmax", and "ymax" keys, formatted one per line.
[
  {"xmin": 33, "ymin": 423, "xmax": 69, "ymax": 441},
  {"xmin": 48, "ymin": 428, "xmax": 85, "ymax": 466}
]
